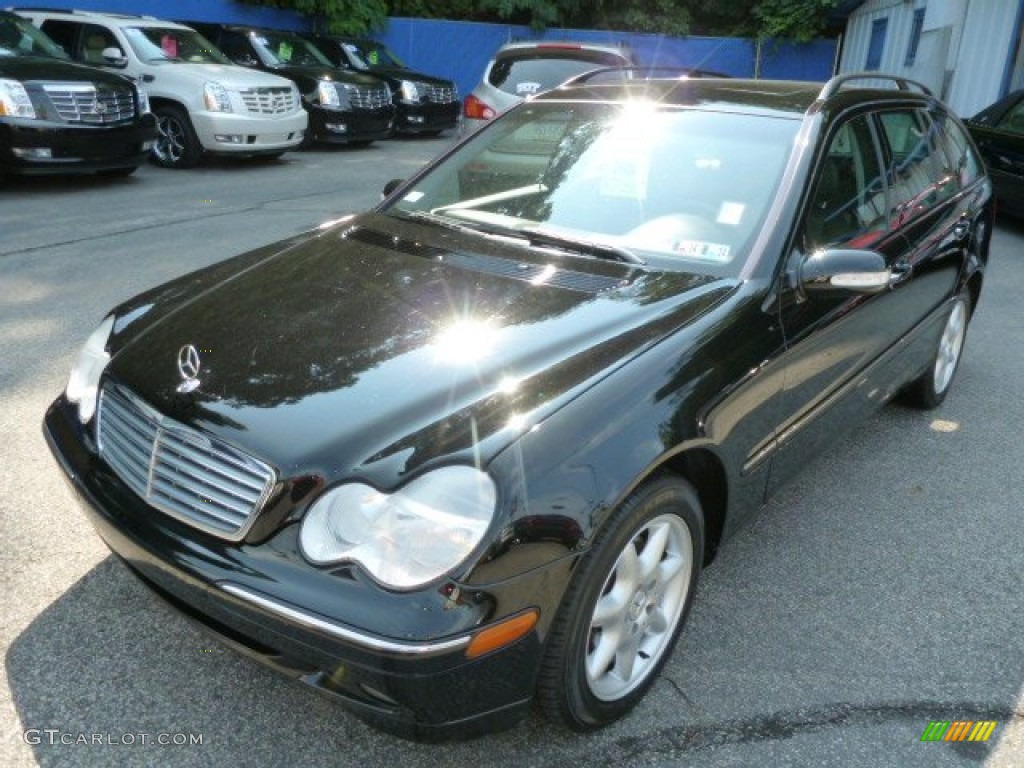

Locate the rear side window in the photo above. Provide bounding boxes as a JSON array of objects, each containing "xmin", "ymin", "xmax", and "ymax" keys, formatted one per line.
[
  {"xmin": 488, "ymin": 51, "xmax": 626, "ymax": 97},
  {"xmin": 933, "ymin": 110, "xmax": 983, "ymax": 188},
  {"xmin": 995, "ymin": 99, "xmax": 1024, "ymax": 134},
  {"xmin": 878, "ymin": 109, "xmax": 956, "ymax": 225}
]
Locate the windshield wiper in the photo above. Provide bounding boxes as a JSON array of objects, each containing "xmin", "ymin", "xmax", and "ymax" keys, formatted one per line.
[
  {"xmin": 394, "ymin": 211, "xmax": 643, "ymax": 265},
  {"xmin": 391, "ymin": 209, "xmax": 477, "ymax": 234},
  {"xmin": 520, "ymin": 228, "xmax": 645, "ymax": 265}
]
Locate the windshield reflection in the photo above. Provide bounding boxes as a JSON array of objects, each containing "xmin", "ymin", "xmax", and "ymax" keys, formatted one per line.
[{"xmin": 386, "ymin": 100, "xmax": 799, "ymax": 277}]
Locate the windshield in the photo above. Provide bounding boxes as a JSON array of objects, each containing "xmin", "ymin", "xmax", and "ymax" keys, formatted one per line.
[
  {"xmin": 123, "ymin": 27, "xmax": 229, "ymax": 64},
  {"xmin": 384, "ymin": 101, "xmax": 799, "ymax": 277},
  {"xmin": 0, "ymin": 13, "xmax": 68, "ymax": 59},
  {"xmin": 342, "ymin": 40, "xmax": 403, "ymax": 70},
  {"xmin": 251, "ymin": 31, "xmax": 331, "ymax": 68}
]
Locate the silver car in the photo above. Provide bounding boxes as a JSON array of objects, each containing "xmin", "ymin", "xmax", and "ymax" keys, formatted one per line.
[{"xmin": 462, "ymin": 40, "xmax": 633, "ymax": 134}]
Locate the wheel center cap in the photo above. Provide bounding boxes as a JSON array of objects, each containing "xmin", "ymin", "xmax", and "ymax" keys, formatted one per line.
[{"xmin": 628, "ymin": 590, "xmax": 648, "ymax": 621}]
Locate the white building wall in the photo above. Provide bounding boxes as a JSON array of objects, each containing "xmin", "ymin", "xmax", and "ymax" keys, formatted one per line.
[
  {"xmin": 946, "ymin": 1, "xmax": 1020, "ymax": 116},
  {"xmin": 839, "ymin": 0, "xmax": 1023, "ymax": 117}
]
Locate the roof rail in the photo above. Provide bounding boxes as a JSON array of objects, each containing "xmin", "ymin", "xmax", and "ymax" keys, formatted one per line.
[
  {"xmin": 819, "ymin": 72, "xmax": 933, "ymax": 100},
  {"xmin": 563, "ymin": 66, "xmax": 730, "ymax": 87},
  {"xmin": 8, "ymin": 7, "xmax": 156, "ymax": 18}
]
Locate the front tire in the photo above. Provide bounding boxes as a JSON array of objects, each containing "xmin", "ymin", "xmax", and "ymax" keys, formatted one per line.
[
  {"xmin": 902, "ymin": 290, "xmax": 972, "ymax": 409},
  {"xmin": 537, "ymin": 474, "xmax": 703, "ymax": 730},
  {"xmin": 151, "ymin": 105, "xmax": 202, "ymax": 169}
]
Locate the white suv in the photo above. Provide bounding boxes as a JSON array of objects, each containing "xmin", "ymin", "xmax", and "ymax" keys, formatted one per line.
[
  {"xmin": 463, "ymin": 41, "xmax": 633, "ymax": 135},
  {"xmin": 18, "ymin": 9, "xmax": 307, "ymax": 168}
]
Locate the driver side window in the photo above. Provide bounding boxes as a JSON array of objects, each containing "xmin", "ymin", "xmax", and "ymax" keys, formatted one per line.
[{"xmin": 805, "ymin": 115, "xmax": 887, "ymax": 252}]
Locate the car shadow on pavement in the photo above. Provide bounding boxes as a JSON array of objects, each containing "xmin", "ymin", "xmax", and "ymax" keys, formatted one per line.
[{"xmin": 4, "ymin": 556, "xmax": 588, "ymax": 765}]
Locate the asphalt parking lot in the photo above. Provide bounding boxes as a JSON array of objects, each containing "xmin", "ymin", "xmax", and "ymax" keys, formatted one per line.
[{"xmin": 1, "ymin": 137, "xmax": 1022, "ymax": 768}]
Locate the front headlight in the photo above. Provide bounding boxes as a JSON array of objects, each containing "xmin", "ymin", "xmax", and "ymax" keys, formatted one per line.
[
  {"xmin": 65, "ymin": 315, "xmax": 114, "ymax": 424},
  {"xmin": 299, "ymin": 466, "xmax": 497, "ymax": 590},
  {"xmin": 136, "ymin": 85, "xmax": 150, "ymax": 115},
  {"xmin": 203, "ymin": 81, "xmax": 232, "ymax": 112},
  {"xmin": 317, "ymin": 80, "xmax": 342, "ymax": 109},
  {"xmin": 398, "ymin": 80, "xmax": 420, "ymax": 102},
  {"xmin": 0, "ymin": 79, "xmax": 37, "ymax": 119}
]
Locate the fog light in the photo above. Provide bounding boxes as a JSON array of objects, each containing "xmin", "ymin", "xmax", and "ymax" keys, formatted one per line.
[
  {"xmin": 407, "ymin": 115, "xmax": 425, "ymax": 124},
  {"xmin": 214, "ymin": 134, "xmax": 243, "ymax": 144},
  {"xmin": 325, "ymin": 123, "xmax": 348, "ymax": 133},
  {"xmin": 12, "ymin": 147, "xmax": 52, "ymax": 159}
]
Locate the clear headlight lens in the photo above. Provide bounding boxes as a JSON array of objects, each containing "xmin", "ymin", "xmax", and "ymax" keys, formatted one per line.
[
  {"xmin": 399, "ymin": 80, "xmax": 420, "ymax": 102},
  {"xmin": 203, "ymin": 81, "xmax": 232, "ymax": 112},
  {"xmin": 299, "ymin": 466, "xmax": 497, "ymax": 590},
  {"xmin": 317, "ymin": 80, "xmax": 342, "ymax": 109},
  {"xmin": 65, "ymin": 315, "xmax": 114, "ymax": 424},
  {"xmin": 136, "ymin": 85, "xmax": 150, "ymax": 115},
  {"xmin": 0, "ymin": 79, "xmax": 36, "ymax": 119}
]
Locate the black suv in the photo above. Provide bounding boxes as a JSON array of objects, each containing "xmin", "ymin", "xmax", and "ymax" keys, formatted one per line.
[
  {"xmin": 185, "ymin": 23, "xmax": 394, "ymax": 146},
  {"xmin": 311, "ymin": 36, "xmax": 458, "ymax": 135},
  {"xmin": 45, "ymin": 72, "xmax": 991, "ymax": 739},
  {"xmin": 0, "ymin": 10, "xmax": 156, "ymax": 179}
]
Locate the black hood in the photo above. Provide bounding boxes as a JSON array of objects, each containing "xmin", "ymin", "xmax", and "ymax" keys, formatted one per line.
[
  {"xmin": 366, "ymin": 65, "xmax": 453, "ymax": 89},
  {"xmin": 105, "ymin": 213, "xmax": 736, "ymax": 488},
  {"xmin": 271, "ymin": 64, "xmax": 384, "ymax": 92},
  {"xmin": 0, "ymin": 54, "xmax": 134, "ymax": 87}
]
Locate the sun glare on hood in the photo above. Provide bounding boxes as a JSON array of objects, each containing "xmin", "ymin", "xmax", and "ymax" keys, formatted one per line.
[{"xmin": 432, "ymin": 318, "xmax": 497, "ymax": 366}]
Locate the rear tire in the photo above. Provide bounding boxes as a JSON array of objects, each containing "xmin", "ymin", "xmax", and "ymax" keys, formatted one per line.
[
  {"xmin": 901, "ymin": 290, "xmax": 971, "ymax": 409},
  {"xmin": 537, "ymin": 474, "xmax": 703, "ymax": 731},
  {"xmin": 152, "ymin": 105, "xmax": 202, "ymax": 169}
]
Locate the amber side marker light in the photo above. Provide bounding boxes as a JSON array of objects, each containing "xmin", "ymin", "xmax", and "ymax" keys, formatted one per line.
[{"xmin": 465, "ymin": 610, "xmax": 539, "ymax": 659}]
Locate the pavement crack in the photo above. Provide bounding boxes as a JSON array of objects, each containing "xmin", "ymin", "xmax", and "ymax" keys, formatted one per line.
[{"xmin": 541, "ymin": 700, "xmax": 1023, "ymax": 767}]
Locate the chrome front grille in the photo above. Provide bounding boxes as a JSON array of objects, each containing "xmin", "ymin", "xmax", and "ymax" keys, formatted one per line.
[
  {"xmin": 349, "ymin": 84, "xmax": 391, "ymax": 110},
  {"xmin": 422, "ymin": 83, "xmax": 456, "ymax": 103},
  {"xmin": 43, "ymin": 83, "xmax": 135, "ymax": 125},
  {"xmin": 97, "ymin": 384, "xmax": 275, "ymax": 540},
  {"xmin": 239, "ymin": 86, "xmax": 297, "ymax": 115}
]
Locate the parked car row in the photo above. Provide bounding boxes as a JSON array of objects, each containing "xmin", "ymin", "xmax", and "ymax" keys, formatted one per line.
[{"xmin": 0, "ymin": 8, "xmax": 459, "ymax": 178}]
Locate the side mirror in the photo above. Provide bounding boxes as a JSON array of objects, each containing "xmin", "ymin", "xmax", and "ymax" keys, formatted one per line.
[
  {"xmin": 799, "ymin": 248, "xmax": 891, "ymax": 297},
  {"xmin": 101, "ymin": 47, "xmax": 128, "ymax": 68},
  {"xmin": 381, "ymin": 178, "xmax": 405, "ymax": 199}
]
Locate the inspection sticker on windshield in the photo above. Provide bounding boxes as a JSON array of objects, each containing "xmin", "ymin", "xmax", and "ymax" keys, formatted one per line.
[{"xmin": 674, "ymin": 240, "xmax": 731, "ymax": 262}]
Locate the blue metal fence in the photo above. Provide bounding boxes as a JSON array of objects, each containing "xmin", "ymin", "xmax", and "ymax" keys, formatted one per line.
[
  {"xmin": 375, "ymin": 18, "xmax": 838, "ymax": 101},
  {"xmin": 16, "ymin": 3, "xmax": 837, "ymax": 100}
]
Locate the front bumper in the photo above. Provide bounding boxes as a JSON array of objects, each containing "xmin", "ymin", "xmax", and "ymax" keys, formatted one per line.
[
  {"xmin": 191, "ymin": 110, "xmax": 307, "ymax": 155},
  {"xmin": 395, "ymin": 101, "xmax": 459, "ymax": 133},
  {"xmin": 42, "ymin": 396, "xmax": 543, "ymax": 739},
  {"xmin": 0, "ymin": 114, "xmax": 156, "ymax": 175},
  {"xmin": 307, "ymin": 104, "xmax": 395, "ymax": 144}
]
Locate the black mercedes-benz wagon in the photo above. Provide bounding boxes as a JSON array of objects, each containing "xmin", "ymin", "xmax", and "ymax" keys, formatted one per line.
[{"xmin": 44, "ymin": 71, "xmax": 992, "ymax": 739}]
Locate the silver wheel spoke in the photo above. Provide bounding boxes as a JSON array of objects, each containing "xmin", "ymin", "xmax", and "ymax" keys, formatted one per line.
[
  {"xmin": 592, "ymin": 588, "xmax": 629, "ymax": 625},
  {"xmin": 614, "ymin": 636, "xmax": 641, "ymax": 682},
  {"xmin": 587, "ymin": 626, "xmax": 622, "ymax": 680},
  {"xmin": 637, "ymin": 521, "xmax": 670, "ymax": 581},
  {"xmin": 646, "ymin": 605, "xmax": 670, "ymax": 635}
]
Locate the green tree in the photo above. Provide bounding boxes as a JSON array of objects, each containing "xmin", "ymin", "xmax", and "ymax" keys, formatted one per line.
[{"xmin": 240, "ymin": 0, "xmax": 389, "ymax": 34}]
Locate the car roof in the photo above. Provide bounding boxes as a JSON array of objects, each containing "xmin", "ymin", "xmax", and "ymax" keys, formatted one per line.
[
  {"xmin": 10, "ymin": 8, "xmax": 185, "ymax": 27},
  {"xmin": 535, "ymin": 75, "xmax": 941, "ymax": 121}
]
